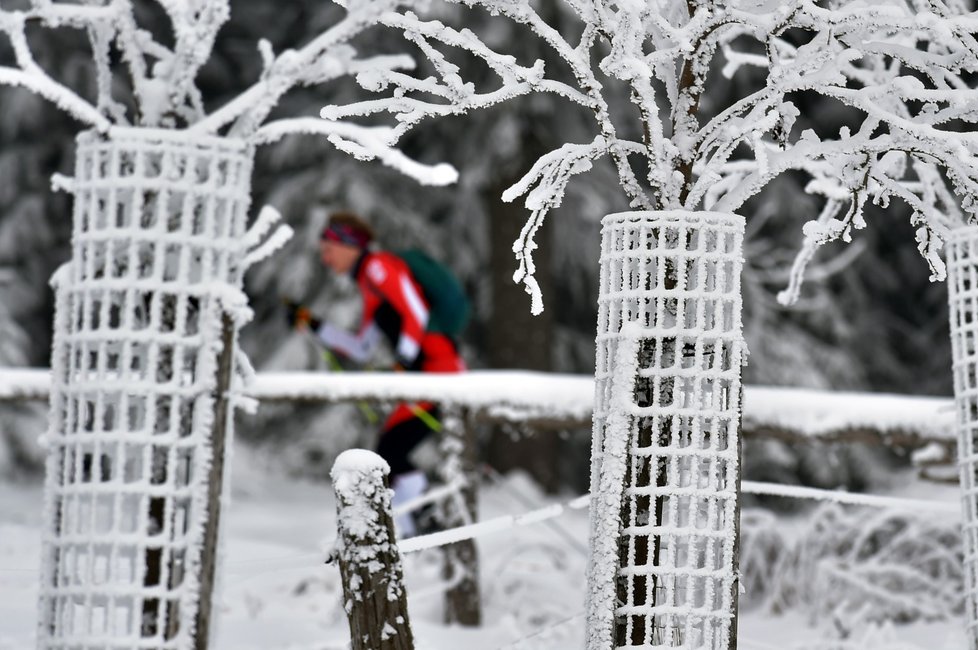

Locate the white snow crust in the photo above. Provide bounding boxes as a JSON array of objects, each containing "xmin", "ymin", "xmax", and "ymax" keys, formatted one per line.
[{"xmin": 0, "ymin": 368, "xmax": 955, "ymax": 441}]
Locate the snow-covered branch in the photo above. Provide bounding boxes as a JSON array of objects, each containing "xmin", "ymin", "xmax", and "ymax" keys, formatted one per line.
[
  {"xmin": 6, "ymin": 0, "xmax": 976, "ymax": 311},
  {"xmin": 254, "ymin": 117, "xmax": 458, "ymax": 186},
  {"xmin": 504, "ymin": 135, "xmax": 617, "ymax": 314},
  {"xmin": 700, "ymin": 0, "xmax": 978, "ymax": 301},
  {"xmin": 1, "ymin": 0, "xmax": 459, "ymax": 187},
  {"xmin": 0, "ymin": 8, "xmax": 110, "ymax": 130},
  {"xmin": 320, "ymin": 8, "xmax": 590, "ymax": 135},
  {"xmin": 193, "ymin": 0, "xmax": 419, "ymax": 137},
  {"xmin": 158, "ymin": 0, "xmax": 230, "ymax": 125},
  {"xmin": 343, "ymin": 0, "xmax": 976, "ymax": 310}
]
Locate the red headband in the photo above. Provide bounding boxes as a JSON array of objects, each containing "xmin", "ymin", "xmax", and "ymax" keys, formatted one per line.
[{"xmin": 321, "ymin": 223, "xmax": 371, "ymax": 249}]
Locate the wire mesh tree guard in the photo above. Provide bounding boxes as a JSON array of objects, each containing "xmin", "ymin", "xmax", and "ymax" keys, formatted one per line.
[
  {"xmin": 0, "ymin": 2, "xmax": 458, "ymax": 647},
  {"xmin": 946, "ymin": 224, "xmax": 978, "ymax": 648},
  {"xmin": 586, "ymin": 211, "xmax": 746, "ymax": 650},
  {"xmin": 38, "ymin": 127, "xmax": 255, "ymax": 649}
]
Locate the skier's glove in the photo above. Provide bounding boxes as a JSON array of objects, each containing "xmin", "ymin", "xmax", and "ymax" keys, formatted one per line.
[
  {"xmin": 284, "ymin": 301, "xmax": 321, "ymax": 331},
  {"xmin": 393, "ymin": 352, "xmax": 423, "ymax": 372}
]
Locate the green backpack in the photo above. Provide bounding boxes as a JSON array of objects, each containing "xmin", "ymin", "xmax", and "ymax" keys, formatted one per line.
[{"xmin": 396, "ymin": 249, "xmax": 470, "ymax": 338}]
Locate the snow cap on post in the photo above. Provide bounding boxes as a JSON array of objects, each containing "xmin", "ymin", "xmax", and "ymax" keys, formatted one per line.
[{"xmin": 331, "ymin": 448, "xmax": 391, "ymax": 494}]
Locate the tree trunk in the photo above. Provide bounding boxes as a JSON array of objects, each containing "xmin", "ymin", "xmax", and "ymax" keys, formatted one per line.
[{"xmin": 486, "ymin": 174, "xmax": 560, "ymax": 493}]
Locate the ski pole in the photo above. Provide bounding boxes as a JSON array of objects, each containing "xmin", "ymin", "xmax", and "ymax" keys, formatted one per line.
[
  {"xmin": 285, "ymin": 300, "xmax": 380, "ymax": 424},
  {"xmin": 408, "ymin": 403, "xmax": 442, "ymax": 432},
  {"xmin": 286, "ymin": 298, "xmax": 445, "ymax": 433},
  {"xmin": 313, "ymin": 340, "xmax": 380, "ymax": 424},
  {"xmin": 314, "ymin": 330, "xmax": 441, "ymax": 432}
]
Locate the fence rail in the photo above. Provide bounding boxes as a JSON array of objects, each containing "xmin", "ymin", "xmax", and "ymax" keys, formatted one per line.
[{"xmin": 1, "ymin": 368, "xmax": 956, "ymax": 449}]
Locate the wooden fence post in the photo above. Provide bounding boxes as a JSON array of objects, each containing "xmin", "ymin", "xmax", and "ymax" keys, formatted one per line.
[
  {"xmin": 332, "ymin": 450, "xmax": 414, "ymax": 650},
  {"xmin": 193, "ymin": 312, "xmax": 237, "ymax": 649},
  {"xmin": 439, "ymin": 407, "xmax": 482, "ymax": 626}
]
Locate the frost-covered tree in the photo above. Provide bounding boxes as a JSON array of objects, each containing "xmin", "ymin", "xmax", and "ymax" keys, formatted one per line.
[
  {"xmin": 0, "ymin": 0, "xmax": 453, "ymax": 647},
  {"xmin": 327, "ymin": 0, "xmax": 978, "ymax": 312},
  {"xmin": 324, "ymin": 0, "xmax": 978, "ymax": 647}
]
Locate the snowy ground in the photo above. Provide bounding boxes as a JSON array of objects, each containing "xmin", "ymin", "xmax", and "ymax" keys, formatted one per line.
[{"xmin": 0, "ymin": 445, "xmax": 966, "ymax": 650}]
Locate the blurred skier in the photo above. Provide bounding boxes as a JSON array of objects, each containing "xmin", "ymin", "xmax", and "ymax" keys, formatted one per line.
[{"xmin": 286, "ymin": 211, "xmax": 469, "ymax": 537}]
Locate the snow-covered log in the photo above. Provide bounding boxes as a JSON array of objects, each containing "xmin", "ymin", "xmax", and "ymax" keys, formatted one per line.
[{"xmin": 0, "ymin": 368, "xmax": 957, "ymax": 446}]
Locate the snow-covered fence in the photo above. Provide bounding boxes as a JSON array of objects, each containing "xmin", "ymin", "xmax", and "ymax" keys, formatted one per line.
[
  {"xmin": 380, "ymin": 479, "xmax": 962, "ymax": 645},
  {"xmin": 331, "ymin": 450, "xmax": 414, "ymax": 650},
  {"xmin": 587, "ymin": 212, "xmax": 745, "ymax": 650},
  {"xmin": 946, "ymin": 224, "xmax": 978, "ymax": 645},
  {"xmin": 38, "ymin": 128, "xmax": 255, "ymax": 650},
  {"xmin": 0, "ymin": 369, "xmax": 957, "ymax": 448}
]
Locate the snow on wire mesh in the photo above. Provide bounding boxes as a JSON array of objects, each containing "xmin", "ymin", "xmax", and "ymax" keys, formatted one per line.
[
  {"xmin": 587, "ymin": 211, "xmax": 746, "ymax": 650},
  {"xmin": 946, "ymin": 224, "xmax": 978, "ymax": 643},
  {"xmin": 39, "ymin": 127, "xmax": 255, "ymax": 649}
]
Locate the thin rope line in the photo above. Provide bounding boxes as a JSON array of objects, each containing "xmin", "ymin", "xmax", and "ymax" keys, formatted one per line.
[
  {"xmin": 398, "ymin": 493, "xmax": 589, "ymax": 554},
  {"xmin": 210, "ymin": 481, "xmax": 960, "ymax": 577},
  {"xmin": 742, "ymin": 481, "xmax": 959, "ymax": 514},
  {"xmin": 8, "ymin": 482, "xmax": 951, "ymax": 580}
]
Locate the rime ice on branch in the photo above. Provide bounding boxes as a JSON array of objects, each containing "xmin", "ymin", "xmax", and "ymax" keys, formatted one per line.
[
  {"xmin": 0, "ymin": 0, "xmax": 456, "ymax": 184},
  {"xmin": 324, "ymin": 0, "xmax": 978, "ymax": 312}
]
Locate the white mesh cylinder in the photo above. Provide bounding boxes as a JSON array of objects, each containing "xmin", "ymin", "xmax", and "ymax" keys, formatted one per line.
[
  {"xmin": 585, "ymin": 211, "xmax": 746, "ymax": 650},
  {"xmin": 38, "ymin": 128, "xmax": 254, "ymax": 649},
  {"xmin": 946, "ymin": 224, "xmax": 978, "ymax": 645}
]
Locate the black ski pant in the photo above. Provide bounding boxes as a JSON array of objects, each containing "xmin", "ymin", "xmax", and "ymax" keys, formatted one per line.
[{"xmin": 376, "ymin": 406, "xmax": 440, "ymax": 477}]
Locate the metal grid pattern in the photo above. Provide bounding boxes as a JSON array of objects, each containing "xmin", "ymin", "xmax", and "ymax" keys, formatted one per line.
[
  {"xmin": 38, "ymin": 128, "xmax": 254, "ymax": 649},
  {"xmin": 586, "ymin": 211, "xmax": 746, "ymax": 650},
  {"xmin": 946, "ymin": 225, "xmax": 978, "ymax": 645}
]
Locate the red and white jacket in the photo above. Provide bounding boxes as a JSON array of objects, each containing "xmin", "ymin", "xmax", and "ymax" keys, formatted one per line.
[{"xmin": 317, "ymin": 250, "xmax": 465, "ymax": 374}]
